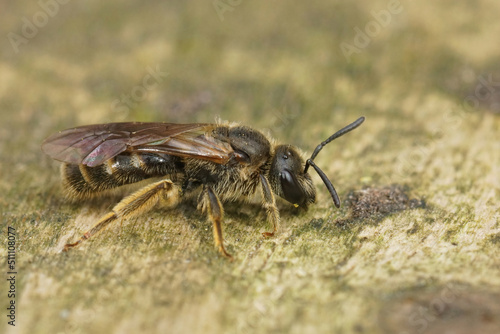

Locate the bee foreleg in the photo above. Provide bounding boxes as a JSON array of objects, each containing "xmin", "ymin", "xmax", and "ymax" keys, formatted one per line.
[
  {"xmin": 259, "ymin": 174, "xmax": 281, "ymax": 238},
  {"xmin": 202, "ymin": 187, "xmax": 233, "ymax": 260},
  {"xmin": 63, "ymin": 179, "xmax": 179, "ymax": 251}
]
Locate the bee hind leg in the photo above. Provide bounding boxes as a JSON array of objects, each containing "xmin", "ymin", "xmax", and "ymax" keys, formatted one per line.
[{"xmin": 63, "ymin": 179, "xmax": 179, "ymax": 252}]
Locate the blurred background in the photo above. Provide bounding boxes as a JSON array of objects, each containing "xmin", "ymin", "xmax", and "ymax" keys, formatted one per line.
[{"xmin": 1, "ymin": 1, "xmax": 499, "ymax": 334}]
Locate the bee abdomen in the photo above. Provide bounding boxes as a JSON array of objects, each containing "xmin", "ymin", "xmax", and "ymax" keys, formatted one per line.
[{"xmin": 62, "ymin": 153, "xmax": 183, "ymax": 199}]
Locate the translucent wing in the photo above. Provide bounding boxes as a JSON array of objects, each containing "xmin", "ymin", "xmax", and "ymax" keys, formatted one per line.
[{"xmin": 42, "ymin": 122, "xmax": 233, "ymax": 167}]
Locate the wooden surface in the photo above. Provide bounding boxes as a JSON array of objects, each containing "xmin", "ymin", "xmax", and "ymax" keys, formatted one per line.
[{"xmin": 1, "ymin": 1, "xmax": 499, "ymax": 333}]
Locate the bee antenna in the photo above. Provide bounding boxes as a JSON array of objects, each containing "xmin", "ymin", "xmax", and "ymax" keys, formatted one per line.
[
  {"xmin": 303, "ymin": 116, "xmax": 365, "ymax": 208},
  {"xmin": 304, "ymin": 116, "xmax": 365, "ymax": 174},
  {"xmin": 306, "ymin": 159, "xmax": 341, "ymax": 208}
]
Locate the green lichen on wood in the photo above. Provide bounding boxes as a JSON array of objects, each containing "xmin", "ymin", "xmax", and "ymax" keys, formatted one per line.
[{"xmin": 1, "ymin": 1, "xmax": 500, "ymax": 333}]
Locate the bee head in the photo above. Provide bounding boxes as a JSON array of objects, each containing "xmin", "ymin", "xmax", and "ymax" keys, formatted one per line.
[
  {"xmin": 270, "ymin": 117, "xmax": 364, "ymax": 210},
  {"xmin": 269, "ymin": 145, "xmax": 316, "ymax": 209}
]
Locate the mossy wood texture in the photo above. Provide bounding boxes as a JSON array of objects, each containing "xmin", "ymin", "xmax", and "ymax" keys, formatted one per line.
[{"xmin": 1, "ymin": 1, "xmax": 499, "ymax": 333}]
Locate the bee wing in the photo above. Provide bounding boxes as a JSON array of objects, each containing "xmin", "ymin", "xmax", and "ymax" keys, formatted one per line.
[{"xmin": 42, "ymin": 122, "xmax": 233, "ymax": 167}]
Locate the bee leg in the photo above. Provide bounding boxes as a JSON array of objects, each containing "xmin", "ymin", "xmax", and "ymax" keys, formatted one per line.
[
  {"xmin": 202, "ymin": 187, "xmax": 233, "ymax": 260},
  {"xmin": 63, "ymin": 179, "xmax": 179, "ymax": 251},
  {"xmin": 259, "ymin": 175, "xmax": 280, "ymax": 238}
]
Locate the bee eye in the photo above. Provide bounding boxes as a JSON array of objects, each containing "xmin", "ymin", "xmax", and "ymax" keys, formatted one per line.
[
  {"xmin": 283, "ymin": 154, "xmax": 288, "ymax": 159},
  {"xmin": 280, "ymin": 170, "xmax": 306, "ymax": 206}
]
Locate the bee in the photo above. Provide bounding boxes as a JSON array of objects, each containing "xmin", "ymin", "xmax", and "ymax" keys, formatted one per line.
[{"xmin": 42, "ymin": 117, "xmax": 365, "ymax": 259}]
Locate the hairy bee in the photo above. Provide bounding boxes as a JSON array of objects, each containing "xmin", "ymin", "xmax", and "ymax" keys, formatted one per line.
[{"xmin": 42, "ymin": 117, "xmax": 365, "ymax": 258}]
